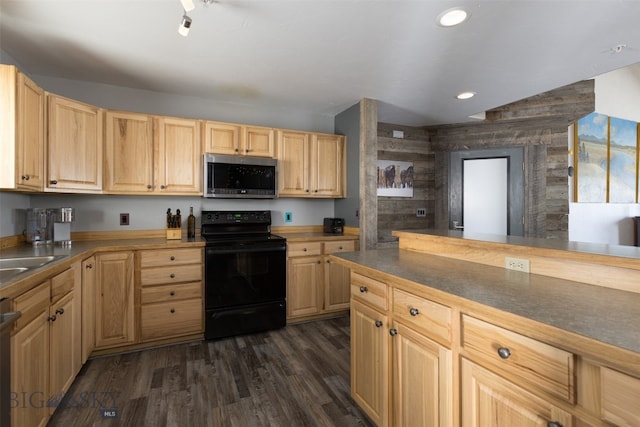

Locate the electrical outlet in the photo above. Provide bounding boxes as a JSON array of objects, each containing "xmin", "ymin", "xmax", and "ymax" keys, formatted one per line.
[
  {"xmin": 505, "ymin": 257, "xmax": 530, "ymax": 273},
  {"xmin": 120, "ymin": 213, "xmax": 129, "ymax": 226},
  {"xmin": 284, "ymin": 211, "xmax": 293, "ymax": 223},
  {"xmin": 416, "ymin": 208, "xmax": 426, "ymax": 217}
]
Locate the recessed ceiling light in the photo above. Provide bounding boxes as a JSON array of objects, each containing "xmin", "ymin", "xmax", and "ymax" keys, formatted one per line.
[
  {"xmin": 456, "ymin": 91, "xmax": 476, "ymax": 100},
  {"xmin": 438, "ymin": 8, "xmax": 469, "ymax": 27}
]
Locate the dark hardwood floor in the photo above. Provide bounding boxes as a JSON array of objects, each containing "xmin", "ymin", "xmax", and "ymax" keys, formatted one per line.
[{"xmin": 48, "ymin": 315, "xmax": 374, "ymax": 427}]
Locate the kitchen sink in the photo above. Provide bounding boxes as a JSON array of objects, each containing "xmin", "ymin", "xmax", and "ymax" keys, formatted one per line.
[{"xmin": 0, "ymin": 255, "xmax": 67, "ymax": 284}]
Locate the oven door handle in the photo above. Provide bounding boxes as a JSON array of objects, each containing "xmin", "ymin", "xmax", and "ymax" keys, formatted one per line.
[{"xmin": 206, "ymin": 245, "xmax": 286, "ymax": 255}]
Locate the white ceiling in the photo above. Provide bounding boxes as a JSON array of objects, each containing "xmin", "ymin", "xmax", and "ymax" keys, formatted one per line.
[{"xmin": 2, "ymin": 0, "xmax": 640, "ymax": 127}]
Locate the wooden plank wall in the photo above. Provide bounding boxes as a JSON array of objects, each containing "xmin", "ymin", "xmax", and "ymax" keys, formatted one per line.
[
  {"xmin": 377, "ymin": 123, "xmax": 434, "ymax": 245},
  {"xmin": 427, "ymin": 80, "xmax": 595, "ymax": 240}
]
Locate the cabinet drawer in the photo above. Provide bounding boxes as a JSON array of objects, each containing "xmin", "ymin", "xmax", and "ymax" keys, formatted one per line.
[
  {"xmin": 141, "ymin": 298, "xmax": 203, "ymax": 340},
  {"xmin": 288, "ymin": 241, "xmax": 322, "ymax": 257},
  {"xmin": 51, "ymin": 267, "xmax": 74, "ymax": 300},
  {"xmin": 141, "ymin": 282, "xmax": 202, "ymax": 304},
  {"xmin": 140, "ymin": 264, "xmax": 202, "ymax": 286},
  {"xmin": 324, "ymin": 240, "xmax": 356, "ymax": 254},
  {"xmin": 139, "ymin": 248, "xmax": 202, "ymax": 268},
  {"xmin": 461, "ymin": 315, "xmax": 575, "ymax": 403},
  {"xmin": 392, "ymin": 288, "xmax": 451, "ymax": 345},
  {"xmin": 351, "ymin": 272, "xmax": 387, "ymax": 311},
  {"xmin": 13, "ymin": 281, "xmax": 50, "ymax": 330},
  {"xmin": 601, "ymin": 367, "xmax": 640, "ymax": 426}
]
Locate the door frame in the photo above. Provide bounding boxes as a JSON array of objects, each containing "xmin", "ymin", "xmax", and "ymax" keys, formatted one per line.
[{"xmin": 449, "ymin": 147, "xmax": 524, "ymax": 236}]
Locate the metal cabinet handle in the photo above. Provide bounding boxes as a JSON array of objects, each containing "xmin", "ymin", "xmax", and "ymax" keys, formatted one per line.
[
  {"xmin": 48, "ymin": 315, "xmax": 57, "ymax": 322},
  {"xmin": 160, "ymin": 185, "xmax": 166, "ymax": 189},
  {"xmin": 547, "ymin": 423, "xmax": 563, "ymax": 427},
  {"xmin": 170, "ymin": 273, "xmax": 175, "ymax": 279},
  {"xmin": 497, "ymin": 347, "xmax": 512, "ymax": 359},
  {"xmin": 316, "ymin": 260, "xmax": 321, "ymax": 264},
  {"xmin": 86, "ymin": 264, "xmax": 93, "ymax": 269},
  {"xmin": 303, "ymin": 248, "xmax": 307, "ymax": 252},
  {"xmin": 234, "ymin": 148, "xmax": 239, "ymax": 152},
  {"xmin": 339, "ymin": 246, "xmax": 343, "ymax": 250},
  {"xmin": 21, "ymin": 175, "xmax": 29, "ymax": 180},
  {"xmin": 170, "ymin": 256, "xmax": 175, "ymax": 261},
  {"xmin": 170, "ymin": 308, "xmax": 175, "ymax": 314},
  {"xmin": 409, "ymin": 307, "xmax": 419, "ymax": 316},
  {"xmin": 55, "ymin": 308, "xmax": 64, "ymax": 315},
  {"xmin": 389, "ymin": 328, "xmax": 398, "ymax": 336},
  {"xmin": 170, "ymin": 291, "xmax": 176, "ymax": 296},
  {"xmin": 50, "ymin": 180, "xmax": 58, "ymax": 185},
  {"xmin": 375, "ymin": 320, "xmax": 383, "ymax": 328},
  {"xmin": 147, "ymin": 184, "xmax": 153, "ymax": 189},
  {"xmin": 359, "ymin": 286, "xmax": 367, "ymax": 293}
]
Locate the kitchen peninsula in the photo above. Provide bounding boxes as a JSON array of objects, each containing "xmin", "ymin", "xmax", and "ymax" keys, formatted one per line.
[{"xmin": 332, "ymin": 229, "xmax": 640, "ymax": 427}]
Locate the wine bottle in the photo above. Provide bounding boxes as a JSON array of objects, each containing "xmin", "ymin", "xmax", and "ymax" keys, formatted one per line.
[{"xmin": 187, "ymin": 206, "xmax": 196, "ymax": 238}]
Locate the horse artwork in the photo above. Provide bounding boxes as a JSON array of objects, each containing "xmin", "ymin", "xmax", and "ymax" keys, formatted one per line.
[{"xmin": 377, "ymin": 160, "xmax": 414, "ymax": 197}]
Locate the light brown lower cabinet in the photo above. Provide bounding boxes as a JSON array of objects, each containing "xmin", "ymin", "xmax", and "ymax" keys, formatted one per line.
[
  {"xmin": 11, "ymin": 264, "xmax": 82, "ymax": 427},
  {"xmin": 287, "ymin": 238, "xmax": 357, "ymax": 321},
  {"xmin": 351, "ymin": 274, "xmax": 452, "ymax": 427},
  {"xmin": 349, "ymin": 267, "xmax": 640, "ymax": 427},
  {"xmin": 94, "ymin": 251, "xmax": 135, "ymax": 349},
  {"xmin": 461, "ymin": 358, "xmax": 573, "ymax": 427}
]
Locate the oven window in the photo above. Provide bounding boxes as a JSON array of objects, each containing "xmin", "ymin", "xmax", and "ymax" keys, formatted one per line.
[{"xmin": 205, "ymin": 246, "xmax": 286, "ymax": 308}]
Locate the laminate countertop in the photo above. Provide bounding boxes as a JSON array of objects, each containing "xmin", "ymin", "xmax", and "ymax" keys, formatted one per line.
[
  {"xmin": 0, "ymin": 237, "xmax": 205, "ymax": 298},
  {"xmin": 332, "ymin": 247, "xmax": 640, "ymax": 355}
]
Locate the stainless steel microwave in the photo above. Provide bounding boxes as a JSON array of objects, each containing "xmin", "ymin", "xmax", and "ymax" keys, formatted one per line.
[{"xmin": 203, "ymin": 154, "xmax": 278, "ymax": 198}]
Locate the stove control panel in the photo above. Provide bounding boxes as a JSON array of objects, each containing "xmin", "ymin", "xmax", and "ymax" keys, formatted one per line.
[{"xmin": 201, "ymin": 210, "xmax": 271, "ymax": 225}]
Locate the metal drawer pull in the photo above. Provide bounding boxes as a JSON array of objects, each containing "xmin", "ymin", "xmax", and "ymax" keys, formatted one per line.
[
  {"xmin": 497, "ymin": 347, "xmax": 512, "ymax": 359},
  {"xmin": 170, "ymin": 308, "xmax": 175, "ymax": 313},
  {"xmin": 170, "ymin": 256, "xmax": 175, "ymax": 261},
  {"xmin": 547, "ymin": 423, "xmax": 563, "ymax": 427},
  {"xmin": 22, "ymin": 175, "xmax": 29, "ymax": 180},
  {"xmin": 170, "ymin": 291, "xmax": 176, "ymax": 296},
  {"xmin": 55, "ymin": 308, "xmax": 64, "ymax": 315},
  {"xmin": 375, "ymin": 320, "xmax": 383, "ymax": 328},
  {"xmin": 389, "ymin": 328, "xmax": 398, "ymax": 336},
  {"xmin": 409, "ymin": 307, "xmax": 419, "ymax": 316},
  {"xmin": 359, "ymin": 286, "xmax": 367, "ymax": 293},
  {"xmin": 170, "ymin": 273, "xmax": 175, "ymax": 278},
  {"xmin": 48, "ymin": 315, "xmax": 57, "ymax": 322}
]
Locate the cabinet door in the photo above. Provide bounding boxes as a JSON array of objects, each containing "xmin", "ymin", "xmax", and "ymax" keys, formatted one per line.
[
  {"xmin": 203, "ymin": 121, "xmax": 242, "ymax": 155},
  {"xmin": 351, "ymin": 299, "xmax": 389, "ymax": 427},
  {"xmin": 16, "ymin": 72, "xmax": 45, "ymax": 191},
  {"xmin": 95, "ymin": 251, "xmax": 135, "ymax": 348},
  {"xmin": 81, "ymin": 256, "xmax": 96, "ymax": 363},
  {"xmin": 277, "ymin": 130, "xmax": 310, "ymax": 196},
  {"xmin": 244, "ymin": 126, "xmax": 275, "ymax": 157},
  {"xmin": 104, "ymin": 111, "xmax": 153, "ymax": 193},
  {"xmin": 47, "ymin": 94, "xmax": 102, "ymax": 191},
  {"xmin": 461, "ymin": 358, "xmax": 573, "ymax": 427},
  {"xmin": 11, "ymin": 310, "xmax": 50, "ymax": 427},
  {"xmin": 323, "ymin": 257, "xmax": 350, "ymax": 312},
  {"xmin": 392, "ymin": 321, "xmax": 452, "ymax": 427},
  {"xmin": 287, "ymin": 256, "xmax": 323, "ymax": 318},
  {"xmin": 49, "ymin": 290, "xmax": 79, "ymax": 407},
  {"xmin": 156, "ymin": 116, "xmax": 201, "ymax": 194},
  {"xmin": 310, "ymin": 133, "xmax": 345, "ymax": 197}
]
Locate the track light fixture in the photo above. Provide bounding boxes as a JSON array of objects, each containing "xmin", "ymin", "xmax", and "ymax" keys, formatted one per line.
[{"xmin": 178, "ymin": 13, "xmax": 192, "ymax": 37}]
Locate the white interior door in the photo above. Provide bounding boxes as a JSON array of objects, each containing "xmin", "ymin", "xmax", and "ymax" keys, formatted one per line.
[{"xmin": 463, "ymin": 158, "xmax": 508, "ymax": 235}]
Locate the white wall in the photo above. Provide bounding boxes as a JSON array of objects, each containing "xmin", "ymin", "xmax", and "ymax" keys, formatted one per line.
[
  {"xmin": 567, "ymin": 64, "xmax": 640, "ymax": 246},
  {"xmin": 569, "ymin": 203, "xmax": 640, "ymax": 246}
]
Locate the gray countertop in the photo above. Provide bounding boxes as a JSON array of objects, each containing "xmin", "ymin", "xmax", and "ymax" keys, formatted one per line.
[{"xmin": 334, "ymin": 248, "xmax": 640, "ymax": 355}]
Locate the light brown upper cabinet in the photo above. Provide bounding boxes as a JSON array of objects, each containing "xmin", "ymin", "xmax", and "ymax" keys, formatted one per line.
[
  {"xmin": 104, "ymin": 112, "xmax": 201, "ymax": 195},
  {"xmin": 203, "ymin": 121, "xmax": 275, "ymax": 158},
  {"xmin": 104, "ymin": 110, "xmax": 154, "ymax": 193},
  {"xmin": 46, "ymin": 94, "xmax": 103, "ymax": 192},
  {"xmin": 0, "ymin": 65, "xmax": 45, "ymax": 191},
  {"xmin": 277, "ymin": 129, "xmax": 345, "ymax": 198},
  {"xmin": 155, "ymin": 116, "xmax": 202, "ymax": 195}
]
